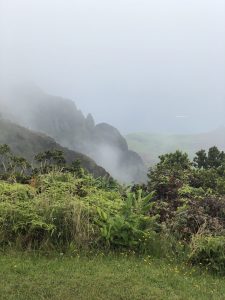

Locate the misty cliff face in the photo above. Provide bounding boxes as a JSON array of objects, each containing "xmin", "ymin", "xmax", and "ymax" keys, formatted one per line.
[
  {"xmin": 1, "ymin": 85, "xmax": 147, "ymax": 183},
  {"xmin": 0, "ymin": 118, "xmax": 109, "ymax": 178},
  {"xmin": 90, "ymin": 123, "xmax": 146, "ymax": 182}
]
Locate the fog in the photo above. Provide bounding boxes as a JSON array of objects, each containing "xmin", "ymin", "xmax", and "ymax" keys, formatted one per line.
[{"xmin": 1, "ymin": 0, "xmax": 225, "ymax": 134}]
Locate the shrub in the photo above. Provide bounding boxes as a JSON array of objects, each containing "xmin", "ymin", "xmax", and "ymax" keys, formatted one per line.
[
  {"xmin": 147, "ymin": 151, "xmax": 192, "ymax": 200},
  {"xmin": 189, "ymin": 235, "xmax": 225, "ymax": 274},
  {"xmin": 96, "ymin": 191, "xmax": 160, "ymax": 252},
  {"xmin": 178, "ymin": 184, "xmax": 206, "ymax": 199},
  {"xmin": 0, "ymin": 173, "xmax": 163, "ymax": 255},
  {"xmin": 0, "ymin": 172, "xmax": 119, "ymax": 250},
  {"xmin": 167, "ymin": 197, "xmax": 225, "ymax": 241},
  {"xmin": 0, "ymin": 181, "xmax": 35, "ymax": 202}
]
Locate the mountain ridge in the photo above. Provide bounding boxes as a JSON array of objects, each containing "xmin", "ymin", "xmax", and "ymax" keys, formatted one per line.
[
  {"xmin": 0, "ymin": 85, "xmax": 147, "ymax": 183},
  {"xmin": 0, "ymin": 118, "xmax": 109, "ymax": 178}
]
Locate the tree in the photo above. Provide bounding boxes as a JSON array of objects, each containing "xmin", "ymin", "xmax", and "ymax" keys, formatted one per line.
[
  {"xmin": 194, "ymin": 147, "xmax": 225, "ymax": 169},
  {"xmin": 147, "ymin": 151, "xmax": 192, "ymax": 200},
  {"xmin": 193, "ymin": 149, "xmax": 208, "ymax": 169},
  {"xmin": 35, "ymin": 150, "xmax": 66, "ymax": 173},
  {"xmin": 10, "ymin": 156, "xmax": 31, "ymax": 175},
  {"xmin": 157, "ymin": 150, "xmax": 191, "ymax": 170},
  {"xmin": 70, "ymin": 160, "xmax": 84, "ymax": 178},
  {"xmin": 0, "ymin": 144, "xmax": 11, "ymax": 172},
  {"xmin": 207, "ymin": 146, "xmax": 223, "ymax": 168}
]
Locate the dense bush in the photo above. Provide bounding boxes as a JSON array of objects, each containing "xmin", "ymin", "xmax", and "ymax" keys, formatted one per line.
[
  {"xmin": 96, "ymin": 191, "xmax": 159, "ymax": 251},
  {"xmin": 0, "ymin": 172, "xmax": 160, "ymax": 253},
  {"xmin": 189, "ymin": 235, "xmax": 225, "ymax": 274},
  {"xmin": 0, "ymin": 173, "xmax": 113, "ymax": 250},
  {"xmin": 147, "ymin": 151, "xmax": 192, "ymax": 200},
  {"xmin": 1, "ymin": 144, "xmax": 225, "ymax": 274}
]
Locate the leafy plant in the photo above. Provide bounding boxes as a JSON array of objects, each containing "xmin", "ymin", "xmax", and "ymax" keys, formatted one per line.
[
  {"xmin": 189, "ymin": 234, "xmax": 225, "ymax": 274},
  {"xmin": 96, "ymin": 190, "xmax": 159, "ymax": 252}
]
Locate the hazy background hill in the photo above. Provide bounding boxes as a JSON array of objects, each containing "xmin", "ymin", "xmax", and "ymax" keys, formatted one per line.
[
  {"xmin": 0, "ymin": 85, "xmax": 147, "ymax": 183},
  {"xmin": 126, "ymin": 128, "xmax": 225, "ymax": 166},
  {"xmin": 0, "ymin": 118, "xmax": 108, "ymax": 178}
]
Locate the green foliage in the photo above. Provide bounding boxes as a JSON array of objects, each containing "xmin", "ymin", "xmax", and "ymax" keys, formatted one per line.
[
  {"xmin": 216, "ymin": 178, "xmax": 225, "ymax": 195},
  {"xmin": 0, "ymin": 169, "xmax": 163, "ymax": 256},
  {"xmin": 145, "ymin": 147, "xmax": 225, "ymax": 273},
  {"xmin": 0, "ymin": 144, "xmax": 32, "ymax": 183},
  {"xmin": 94, "ymin": 176, "xmax": 121, "ymax": 192},
  {"xmin": 0, "ymin": 173, "xmax": 107, "ymax": 250},
  {"xmin": 2, "ymin": 144, "xmax": 225, "ymax": 273},
  {"xmin": 34, "ymin": 150, "xmax": 66, "ymax": 173},
  {"xmin": 189, "ymin": 235, "xmax": 225, "ymax": 274},
  {"xmin": 96, "ymin": 190, "xmax": 158, "ymax": 251},
  {"xmin": 148, "ymin": 151, "xmax": 192, "ymax": 200},
  {"xmin": 0, "ymin": 181, "xmax": 35, "ymax": 202},
  {"xmin": 194, "ymin": 146, "xmax": 225, "ymax": 170},
  {"xmin": 148, "ymin": 147, "xmax": 225, "ymax": 200},
  {"xmin": 178, "ymin": 184, "xmax": 206, "ymax": 199},
  {"xmin": 0, "ymin": 171, "xmax": 159, "ymax": 253},
  {"xmin": 0, "ymin": 144, "xmax": 11, "ymax": 172},
  {"xmin": 151, "ymin": 195, "xmax": 225, "ymax": 243},
  {"xmin": 69, "ymin": 159, "xmax": 85, "ymax": 178},
  {"xmin": 0, "ymin": 144, "xmax": 101, "ymax": 185},
  {"xmin": 193, "ymin": 149, "xmax": 208, "ymax": 169}
]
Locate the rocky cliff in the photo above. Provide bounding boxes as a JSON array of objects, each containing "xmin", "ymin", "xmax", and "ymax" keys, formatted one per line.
[
  {"xmin": 0, "ymin": 118, "xmax": 108, "ymax": 178},
  {"xmin": 1, "ymin": 85, "xmax": 147, "ymax": 183}
]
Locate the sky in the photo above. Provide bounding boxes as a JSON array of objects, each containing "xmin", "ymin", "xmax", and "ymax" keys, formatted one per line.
[{"xmin": 0, "ymin": 0, "xmax": 225, "ymax": 134}]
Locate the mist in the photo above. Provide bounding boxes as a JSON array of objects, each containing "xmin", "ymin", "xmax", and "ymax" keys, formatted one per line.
[{"xmin": 1, "ymin": 0, "xmax": 225, "ymax": 134}]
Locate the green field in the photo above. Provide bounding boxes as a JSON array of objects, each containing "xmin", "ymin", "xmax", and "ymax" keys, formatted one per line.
[
  {"xmin": 1, "ymin": 253, "xmax": 225, "ymax": 300},
  {"xmin": 126, "ymin": 129, "xmax": 225, "ymax": 166}
]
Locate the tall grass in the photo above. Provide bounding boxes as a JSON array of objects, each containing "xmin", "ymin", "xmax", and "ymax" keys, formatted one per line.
[{"xmin": 0, "ymin": 171, "xmax": 171, "ymax": 259}]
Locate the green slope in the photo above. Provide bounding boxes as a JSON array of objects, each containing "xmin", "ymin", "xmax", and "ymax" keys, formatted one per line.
[{"xmin": 126, "ymin": 128, "xmax": 225, "ymax": 166}]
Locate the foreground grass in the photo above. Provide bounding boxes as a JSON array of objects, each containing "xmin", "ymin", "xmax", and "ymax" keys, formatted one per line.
[{"xmin": 0, "ymin": 253, "xmax": 225, "ymax": 300}]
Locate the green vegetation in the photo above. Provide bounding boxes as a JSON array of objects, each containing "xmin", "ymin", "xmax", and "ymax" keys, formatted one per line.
[
  {"xmin": 147, "ymin": 147, "xmax": 225, "ymax": 273},
  {"xmin": 0, "ymin": 144, "xmax": 155, "ymax": 253},
  {"xmin": 0, "ymin": 171, "xmax": 157, "ymax": 253},
  {"xmin": 1, "ymin": 253, "xmax": 225, "ymax": 300},
  {"xmin": 1, "ymin": 143, "xmax": 225, "ymax": 298}
]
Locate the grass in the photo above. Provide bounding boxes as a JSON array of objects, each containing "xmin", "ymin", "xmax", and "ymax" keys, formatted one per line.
[{"xmin": 1, "ymin": 253, "xmax": 225, "ymax": 300}]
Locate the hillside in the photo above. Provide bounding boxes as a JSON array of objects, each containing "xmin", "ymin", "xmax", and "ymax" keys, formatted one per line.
[
  {"xmin": 126, "ymin": 128, "xmax": 225, "ymax": 166},
  {"xmin": 0, "ymin": 85, "xmax": 146, "ymax": 183},
  {"xmin": 0, "ymin": 118, "xmax": 108, "ymax": 178}
]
